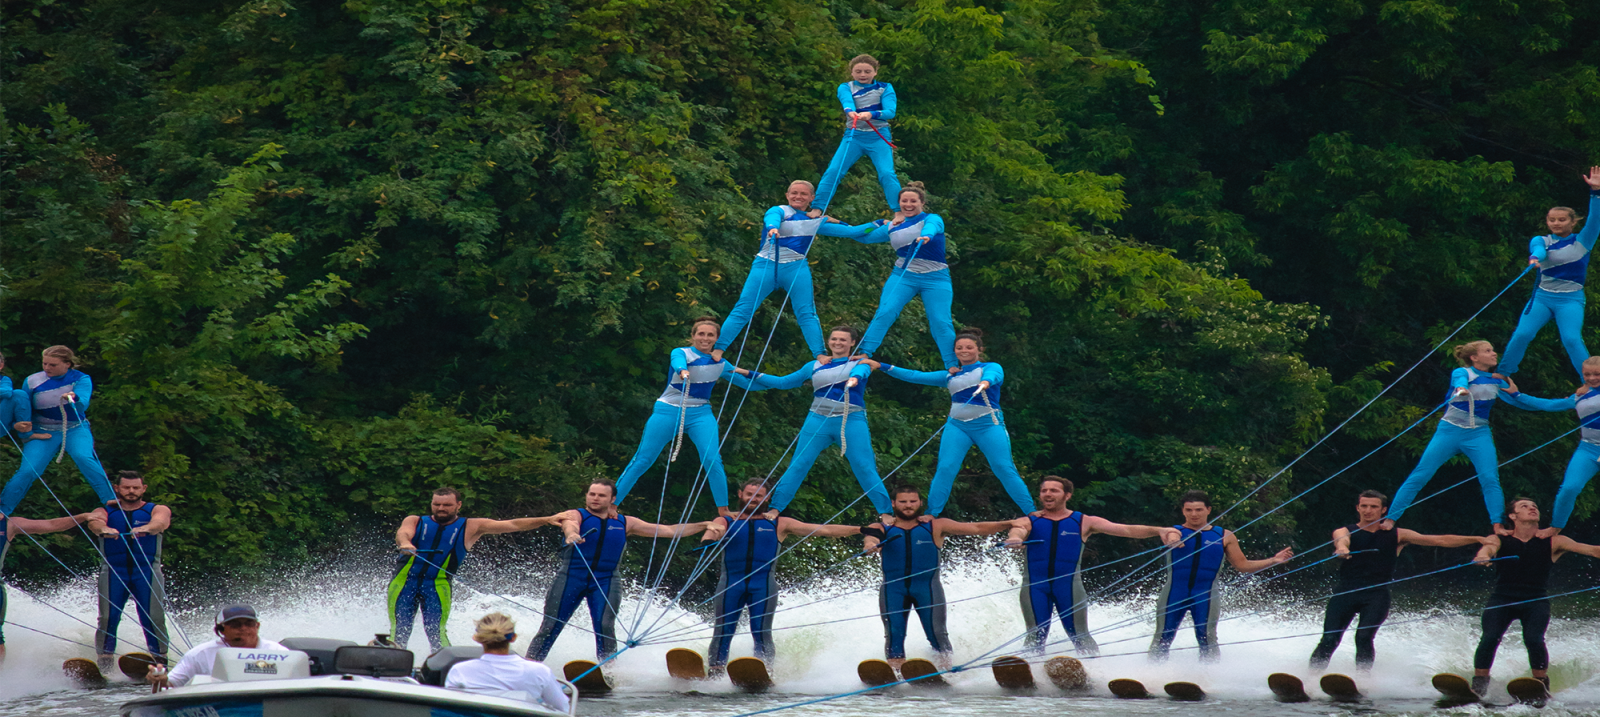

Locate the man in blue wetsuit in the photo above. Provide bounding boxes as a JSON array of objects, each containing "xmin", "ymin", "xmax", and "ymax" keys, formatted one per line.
[
  {"xmin": 701, "ymin": 479, "xmax": 861, "ymax": 674},
  {"xmin": 861, "ymin": 485, "xmax": 1012, "ymax": 669},
  {"xmin": 529, "ymin": 480, "xmax": 723, "ymax": 662},
  {"xmin": 1004, "ymin": 476, "xmax": 1180, "ymax": 655},
  {"xmin": 0, "ymin": 508, "xmax": 92, "ymax": 666},
  {"xmin": 87, "ymin": 471, "xmax": 173, "ymax": 670},
  {"xmin": 390, "ymin": 487, "xmax": 571, "ymax": 653},
  {"xmin": 1146, "ymin": 490, "xmax": 1293, "ymax": 662}
]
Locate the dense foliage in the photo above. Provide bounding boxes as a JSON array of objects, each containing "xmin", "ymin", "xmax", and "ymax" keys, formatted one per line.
[{"xmin": 1, "ymin": 0, "xmax": 1595, "ymax": 579}]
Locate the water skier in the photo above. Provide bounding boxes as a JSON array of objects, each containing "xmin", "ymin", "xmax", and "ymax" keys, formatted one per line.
[
  {"xmin": 1498, "ymin": 167, "xmax": 1600, "ymax": 376},
  {"xmin": 856, "ymin": 183, "xmax": 959, "ymax": 369},
  {"xmin": 812, "ymin": 54, "xmax": 901, "ymax": 214},
  {"xmin": 0, "ymin": 346, "xmax": 114, "ymax": 514},
  {"xmin": 87, "ymin": 471, "xmax": 173, "ymax": 670}
]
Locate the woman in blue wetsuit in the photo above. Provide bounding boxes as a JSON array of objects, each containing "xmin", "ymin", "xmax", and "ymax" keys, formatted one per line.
[
  {"xmin": 1384, "ymin": 341, "xmax": 1567, "ymax": 532},
  {"xmin": 712, "ymin": 181, "xmax": 879, "ymax": 362},
  {"xmin": 1485, "ymin": 355, "xmax": 1600, "ymax": 538},
  {"xmin": 732, "ymin": 325, "xmax": 893, "ymax": 519},
  {"xmin": 857, "ymin": 182, "xmax": 958, "ymax": 369},
  {"xmin": 0, "ymin": 345, "xmax": 114, "ymax": 514},
  {"xmin": 866, "ymin": 329, "xmax": 1035, "ymax": 516},
  {"xmin": 614, "ymin": 317, "xmax": 743, "ymax": 512},
  {"xmin": 813, "ymin": 54, "xmax": 900, "ymax": 213},
  {"xmin": 1498, "ymin": 167, "xmax": 1600, "ymax": 376}
]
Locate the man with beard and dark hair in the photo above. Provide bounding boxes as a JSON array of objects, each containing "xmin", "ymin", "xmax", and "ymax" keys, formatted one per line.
[
  {"xmin": 87, "ymin": 471, "xmax": 174, "ymax": 671},
  {"xmin": 389, "ymin": 487, "xmax": 571, "ymax": 652},
  {"xmin": 861, "ymin": 485, "xmax": 1013, "ymax": 669},
  {"xmin": 701, "ymin": 479, "xmax": 862, "ymax": 674}
]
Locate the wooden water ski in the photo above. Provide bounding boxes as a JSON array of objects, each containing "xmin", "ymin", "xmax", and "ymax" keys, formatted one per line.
[
  {"xmin": 118, "ymin": 652, "xmax": 160, "ymax": 681},
  {"xmin": 1268, "ymin": 673, "xmax": 1310, "ymax": 703},
  {"xmin": 727, "ymin": 656, "xmax": 772, "ymax": 693},
  {"xmin": 900, "ymin": 658, "xmax": 946, "ymax": 687},
  {"xmin": 990, "ymin": 656, "xmax": 1034, "ymax": 690},
  {"xmin": 1431, "ymin": 673, "xmax": 1480, "ymax": 704},
  {"xmin": 1319, "ymin": 672, "xmax": 1362, "ymax": 701},
  {"xmin": 666, "ymin": 648, "xmax": 707, "ymax": 681},
  {"xmin": 62, "ymin": 658, "xmax": 107, "ymax": 688},
  {"xmin": 563, "ymin": 659, "xmax": 613, "ymax": 694},
  {"xmin": 1507, "ymin": 677, "xmax": 1549, "ymax": 706},
  {"xmin": 1044, "ymin": 656, "xmax": 1087, "ymax": 691},
  {"xmin": 857, "ymin": 659, "xmax": 896, "ymax": 687},
  {"xmin": 1164, "ymin": 681, "xmax": 1205, "ymax": 701},
  {"xmin": 1109, "ymin": 678, "xmax": 1151, "ymax": 699}
]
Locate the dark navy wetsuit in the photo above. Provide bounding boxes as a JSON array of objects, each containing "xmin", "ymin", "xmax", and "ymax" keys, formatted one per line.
[
  {"xmin": 1020, "ymin": 512, "xmax": 1097, "ymax": 653},
  {"xmin": 1149, "ymin": 525, "xmax": 1224, "ymax": 661},
  {"xmin": 97, "ymin": 501, "xmax": 170, "ymax": 660},
  {"xmin": 388, "ymin": 515, "xmax": 469, "ymax": 651},
  {"xmin": 879, "ymin": 522, "xmax": 952, "ymax": 659},
  {"xmin": 1309, "ymin": 525, "xmax": 1398, "ymax": 669},
  {"xmin": 708, "ymin": 517, "xmax": 781, "ymax": 669},
  {"xmin": 1474, "ymin": 536, "xmax": 1553, "ymax": 672},
  {"xmin": 530, "ymin": 511, "xmax": 627, "ymax": 661}
]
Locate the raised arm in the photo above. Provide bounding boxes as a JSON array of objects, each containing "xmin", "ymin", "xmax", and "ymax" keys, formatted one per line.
[
  {"xmin": 1223, "ymin": 531, "xmax": 1292, "ymax": 574},
  {"xmin": 1398, "ymin": 529, "xmax": 1488, "ymax": 549},
  {"xmin": 1576, "ymin": 169, "xmax": 1600, "ymax": 249},
  {"xmin": 778, "ymin": 517, "xmax": 861, "ymax": 541},
  {"xmin": 395, "ymin": 515, "xmax": 421, "ymax": 552},
  {"xmin": 879, "ymin": 363, "xmax": 955, "ymax": 387},
  {"xmin": 1553, "ymin": 535, "xmax": 1600, "ymax": 560},
  {"xmin": 1084, "ymin": 515, "xmax": 1180, "ymax": 545}
]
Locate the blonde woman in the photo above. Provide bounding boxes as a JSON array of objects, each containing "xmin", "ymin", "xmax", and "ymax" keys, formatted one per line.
[
  {"xmin": 444, "ymin": 612, "xmax": 570, "ymax": 711},
  {"xmin": 1384, "ymin": 341, "xmax": 1565, "ymax": 531},
  {"xmin": 0, "ymin": 346, "xmax": 113, "ymax": 513}
]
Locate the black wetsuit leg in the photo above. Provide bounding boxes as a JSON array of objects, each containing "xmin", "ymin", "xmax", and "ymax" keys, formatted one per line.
[{"xmin": 1475, "ymin": 594, "xmax": 1549, "ymax": 670}]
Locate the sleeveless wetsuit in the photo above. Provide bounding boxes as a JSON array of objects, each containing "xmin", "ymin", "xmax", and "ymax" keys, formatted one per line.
[
  {"xmin": 1474, "ymin": 536, "xmax": 1553, "ymax": 671},
  {"xmin": 1020, "ymin": 513, "xmax": 1096, "ymax": 653},
  {"xmin": 388, "ymin": 515, "xmax": 469, "ymax": 651},
  {"xmin": 529, "ymin": 511, "xmax": 627, "ymax": 661},
  {"xmin": 1309, "ymin": 524, "xmax": 1398, "ymax": 669},
  {"xmin": 708, "ymin": 517, "xmax": 781, "ymax": 669},
  {"xmin": 97, "ymin": 501, "xmax": 169, "ymax": 659},
  {"xmin": 1149, "ymin": 525, "xmax": 1225, "ymax": 661},
  {"xmin": 878, "ymin": 522, "xmax": 951, "ymax": 659}
]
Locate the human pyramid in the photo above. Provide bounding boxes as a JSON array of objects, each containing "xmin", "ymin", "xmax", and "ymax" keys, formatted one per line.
[{"xmin": 4, "ymin": 52, "xmax": 1600, "ymax": 710}]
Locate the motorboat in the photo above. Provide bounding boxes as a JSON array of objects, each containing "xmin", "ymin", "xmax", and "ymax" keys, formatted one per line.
[{"xmin": 120, "ymin": 637, "xmax": 577, "ymax": 717}]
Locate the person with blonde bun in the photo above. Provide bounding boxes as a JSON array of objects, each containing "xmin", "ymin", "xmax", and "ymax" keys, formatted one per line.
[
  {"xmin": 1497, "ymin": 167, "xmax": 1600, "ymax": 376},
  {"xmin": 856, "ymin": 183, "xmax": 959, "ymax": 369},
  {"xmin": 1384, "ymin": 341, "xmax": 1566, "ymax": 531},
  {"xmin": 444, "ymin": 612, "xmax": 570, "ymax": 711},
  {"xmin": 0, "ymin": 346, "xmax": 113, "ymax": 514}
]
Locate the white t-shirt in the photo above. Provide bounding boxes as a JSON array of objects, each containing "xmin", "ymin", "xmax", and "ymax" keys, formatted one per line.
[
  {"xmin": 167, "ymin": 637, "xmax": 289, "ymax": 687},
  {"xmin": 444, "ymin": 653, "xmax": 570, "ymax": 711}
]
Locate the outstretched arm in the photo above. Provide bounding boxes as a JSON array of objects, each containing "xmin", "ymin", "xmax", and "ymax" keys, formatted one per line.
[
  {"xmin": 733, "ymin": 363, "xmax": 810, "ymax": 391},
  {"xmin": 1084, "ymin": 516, "xmax": 1180, "ymax": 546},
  {"xmin": 1223, "ymin": 531, "xmax": 1292, "ymax": 573},
  {"xmin": 699, "ymin": 517, "xmax": 731, "ymax": 543},
  {"xmin": 9, "ymin": 512, "xmax": 91, "ymax": 539},
  {"xmin": 1499, "ymin": 389, "xmax": 1575, "ymax": 413},
  {"xmin": 778, "ymin": 517, "xmax": 861, "ymax": 541},
  {"xmin": 1399, "ymin": 529, "xmax": 1489, "ymax": 549},
  {"xmin": 879, "ymin": 364, "xmax": 955, "ymax": 387},
  {"xmin": 627, "ymin": 516, "xmax": 716, "ymax": 539},
  {"xmin": 468, "ymin": 514, "xmax": 570, "ymax": 542},
  {"xmin": 818, "ymin": 220, "xmax": 881, "ymax": 241},
  {"xmin": 936, "ymin": 518, "xmax": 1014, "ymax": 538},
  {"xmin": 1553, "ymin": 535, "xmax": 1600, "ymax": 560}
]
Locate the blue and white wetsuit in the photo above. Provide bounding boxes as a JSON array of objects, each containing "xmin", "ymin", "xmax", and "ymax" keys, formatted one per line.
[
  {"xmin": 97, "ymin": 501, "xmax": 170, "ymax": 660},
  {"xmin": 879, "ymin": 361, "xmax": 1035, "ymax": 516},
  {"xmin": 0, "ymin": 369, "xmax": 113, "ymax": 514},
  {"xmin": 1385, "ymin": 368, "xmax": 1566, "ymax": 525},
  {"xmin": 1500, "ymin": 190, "xmax": 1600, "ymax": 375},
  {"xmin": 707, "ymin": 517, "xmax": 781, "ymax": 669},
  {"xmin": 717, "ymin": 207, "xmax": 876, "ymax": 357},
  {"xmin": 1020, "ymin": 513, "xmax": 1097, "ymax": 653},
  {"xmin": 740, "ymin": 358, "xmax": 893, "ymax": 514},
  {"xmin": 1486, "ymin": 387, "xmax": 1600, "ymax": 529},
  {"xmin": 814, "ymin": 81, "xmax": 901, "ymax": 212},
  {"xmin": 615, "ymin": 347, "xmax": 738, "ymax": 508},
  {"xmin": 1148, "ymin": 525, "xmax": 1225, "ymax": 662},
  {"xmin": 529, "ymin": 511, "xmax": 627, "ymax": 661},
  {"xmin": 878, "ymin": 522, "xmax": 951, "ymax": 659},
  {"xmin": 1, "ymin": 375, "xmax": 30, "ymax": 441},
  {"xmin": 858, "ymin": 213, "xmax": 958, "ymax": 368},
  {"xmin": 388, "ymin": 515, "xmax": 469, "ymax": 651}
]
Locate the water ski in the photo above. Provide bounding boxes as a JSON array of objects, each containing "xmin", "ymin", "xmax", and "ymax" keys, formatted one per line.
[
  {"xmin": 1431, "ymin": 673, "xmax": 1480, "ymax": 704},
  {"xmin": 1164, "ymin": 681, "xmax": 1206, "ymax": 701},
  {"xmin": 62, "ymin": 658, "xmax": 107, "ymax": 688},
  {"xmin": 990, "ymin": 656, "xmax": 1034, "ymax": 690},
  {"xmin": 900, "ymin": 658, "xmax": 946, "ymax": 687},
  {"xmin": 1507, "ymin": 677, "xmax": 1549, "ymax": 706},
  {"xmin": 858, "ymin": 659, "xmax": 896, "ymax": 687},
  {"xmin": 1319, "ymin": 673, "xmax": 1362, "ymax": 701},
  {"xmin": 563, "ymin": 659, "xmax": 613, "ymax": 694},
  {"xmin": 1044, "ymin": 656, "xmax": 1087, "ymax": 691},
  {"xmin": 1268, "ymin": 673, "xmax": 1310, "ymax": 703},
  {"xmin": 118, "ymin": 652, "xmax": 160, "ymax": 681},
  {"xmin": 727, "ymin": 656, "xmax": 772, "ymax": 693},
  {"xmin": 1109, "ymin": 678, "xmax": 1152, "ymax": 699},
  {"xmin": 666, "ymin": 648, "xmax": 707, "ymax": 681}
]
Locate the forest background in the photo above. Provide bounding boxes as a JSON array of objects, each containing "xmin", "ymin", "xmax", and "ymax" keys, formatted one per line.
[{"xmin": 2, "ymin": 0, "xmax": 1598, "ymax": 589}]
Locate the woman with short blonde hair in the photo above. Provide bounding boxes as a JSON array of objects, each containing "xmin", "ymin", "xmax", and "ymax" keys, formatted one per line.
[{"xmin": 443, "ymin": 612, "xmax": 570, "ymax": 710}]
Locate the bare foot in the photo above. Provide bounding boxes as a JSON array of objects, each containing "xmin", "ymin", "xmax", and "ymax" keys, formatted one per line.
[
  {"xmin": 711, "ymin": 349, "xmax": 725, "ymax": 362},
  {"xmin": 806, "ymin": 209, "xmax": 822, "ymax": 219},
  {"xmin": 816, "ymin": 354, "xmax": 830, "ymax": 363}
]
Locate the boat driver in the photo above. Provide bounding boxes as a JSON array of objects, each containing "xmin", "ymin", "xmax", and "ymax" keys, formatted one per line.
[{"xmin": 149, "ymin": 604, "xmax": 286, "ymax": 690}]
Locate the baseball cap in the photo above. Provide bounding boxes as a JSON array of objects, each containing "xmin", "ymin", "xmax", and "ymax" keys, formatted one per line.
[{"xmin": 214, "ymin": 604, "xmax": 259, "ymax": 625}]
